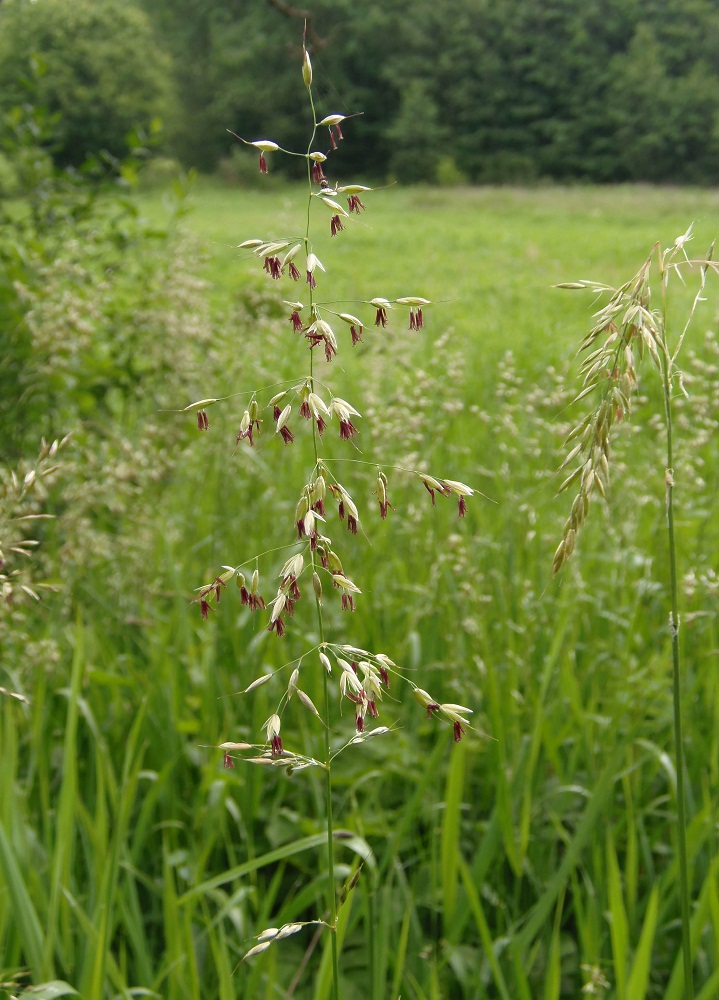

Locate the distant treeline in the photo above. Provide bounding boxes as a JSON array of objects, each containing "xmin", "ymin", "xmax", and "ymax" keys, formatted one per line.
[{"xmin": 2, "ymin": 0, "xmax": 719, "ymax": 184}]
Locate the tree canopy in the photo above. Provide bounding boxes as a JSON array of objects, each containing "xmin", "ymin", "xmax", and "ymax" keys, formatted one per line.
[
  {"xmin": 0, "ymin": 0, "xmax": 174, "ymax": 167},
  {"xmin": 2, "ymin": 0, "xmax": 719, "ymax": 183}
]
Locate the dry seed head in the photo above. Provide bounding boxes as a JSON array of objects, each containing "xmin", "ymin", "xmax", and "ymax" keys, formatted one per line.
[
  {"xmin": 255, "ymin": 241, "xmax": 289, "ymax": 257},
  {"xmin": 339, "ymin": 490, "xmax": 359, "ymax": 521},
  {"xmin": 339, "ymin": 313, "xmax": 364, "ymax": 328},
  {"xmin": 283, "ymin": 244, "xmax": 302, "ymax": 264},
  {"xmin": 319, "ymin": 649, "xmax": 332, "ymax": 673},
  {"xmin": 302, "ymin": 48, "xmax": 312, "ymax": 87},
  {"xmin": 332, "ymin": 573, "xmax": 361, "ymax": 593},
  {"xmin": 360, "ymin": 663, "xmax": 382, "ymax": 700},
  {"xmin": 303, "ymin": 510, "xmax": 316, "ymax": 536},
  {"xmin": 442, "ymin": 479, "xmax": 474, "ymax": 496},
  {"xmin": 441, "ymin": 702, "xmax": 473, "ymax": 716},
  {"xmin": 318, "ymin": 195, "xmax": 349, "ymax": 217},
  {"xmin": 241, "ymin": 673, "xmax": 273, "ymax": 695},
  {"xmin": 440, "ymin": 704, "xmax": 472, "ymax": 726},
  {"xmin": 395, "ymin": 296, "xmax": 431, "ymax": 307},
  {"xmin": 312, "ymin": 475, "xmax": 326, "ymax": 504},
  {"xmin": 297, "ymin": 688, "xmax": 321, "ymax": 719},
  {"xmin": 277, "ymin": 922, "xmax": 305, "ymax": 939},
  {"xmin": 340, "ymin": 668, "xmax": 363, "ymax": 698},
  {"xmin": 413, "ymin": 687, "xmax": 437, "ymax": 710},
  {"xmin": 327, "ymin": 549, "xmax": 343, "ymax": 573},
  {"xmin": 245, "ymin": 941, "xmax": 272, "ymax": 960},
  {"xmin": 564, "ymin": 528, "xmax": 576, "ymax": 558},
  {"xmin": 306, "ymin": 253, "xmax": 325, "ymax": 274},
  {"xmin": 264, "ymin": 714, "xmax": 281, "ymax": 740},
  {"xmin": 308, "ymin": 392, "xmax": 330, "ymax": 419},
  {"xmin": 331, "ymin": 397, "xmax": 361, "ymax": 417},
  {"xmin": 313, "ymin": 318, "xmax": 336, "ymax": 342},
  {"xmin": 288, "ymin": 667, "xmax": 300, "ymax": 698},
  {"xmin": 271, "ymin": 593, "xmax": 287, "ymax": 622},
  {"xmin": 419, "ymin": 473, "xmax": 445, "ymax": 491},
  {"xmin": 376, "ymin": 471, "xmax": 386, "ymax": 505},
  {"xmin": 295, "ymin": 493, "xmax": 309, "ymax": 523},
  {"xmin": 570, "ymin": 493, "xmax": 585, "ymax": 524},
  {"xmin": 280, "ymin": 553, "xmax": 304, "ymax": 580},
  {"xmin": 276, "ymin": 404, "xmax": 292, "ymax": 432}
]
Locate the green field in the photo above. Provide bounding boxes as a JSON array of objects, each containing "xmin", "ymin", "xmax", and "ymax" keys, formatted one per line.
[{"xmin": 2, "ymin": 180, "xmax": 719, "ymax": 999}]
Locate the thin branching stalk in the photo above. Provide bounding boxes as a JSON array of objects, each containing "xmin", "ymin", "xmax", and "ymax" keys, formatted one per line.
[
  {"xmin": 659, "ymin": 260, "xmax": 694, "ymax": 1000},
  {"xmin": 554, "ymin": 229, "xmax": 719, "ymax": 999},
  {"xmin": 305, "ymin": 62, "xmax": 341, "ymax": 1000},
  {"xmin": 189, "ymin": 33, "xmax": 479, "ymax": 995}
]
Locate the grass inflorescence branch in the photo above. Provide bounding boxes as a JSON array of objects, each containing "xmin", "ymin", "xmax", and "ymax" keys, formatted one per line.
[
  {"xmin": 182, "ymin": 35, "xmax": 482, "ymax": 994},
  {"xmin": 554, "ymin": 227, "xmax": 719, "ymax": 999}
]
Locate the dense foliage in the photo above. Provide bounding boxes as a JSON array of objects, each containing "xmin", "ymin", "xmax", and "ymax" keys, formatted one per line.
[
  {"xmin": 2, "ymin": 147, "xmax": 719, "ymax": 994},
  {"xmin": 1, "ymin": 0, "xmax": 719, "ymax": 183},
  {"xmin": 0, "ymin": 0, "xmax": 173, "ymax": 167},
  {"xmin": 139, "ymin": 0, "xmax": 719, "ymax": 183},
  {"xmin": 2, "ymin": 10, "xmax": 719, "ymax": 998}
]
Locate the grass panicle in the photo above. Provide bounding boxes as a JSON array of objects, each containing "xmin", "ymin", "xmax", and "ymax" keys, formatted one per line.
[
  {"xmin": 182, "ymin": 38, "xmax": 479, "ymax": 997},
  {"xmin": 555, "ymin": 227, "xmax": 719, "ymax": 1000}
]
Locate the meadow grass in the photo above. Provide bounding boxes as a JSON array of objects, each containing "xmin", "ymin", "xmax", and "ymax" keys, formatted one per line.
[
  {"xmin": 2, "ymin": 181, "xmax": 719, "ymax": 998},
  {"xmin": 145, "ymin": 179, "xmax": 719, "ymax": 349}
]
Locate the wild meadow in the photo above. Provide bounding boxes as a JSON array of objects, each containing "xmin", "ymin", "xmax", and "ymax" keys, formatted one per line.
[{"xmin": 2, "ymin": 172, "xmax": 719, "ymax": 1000}]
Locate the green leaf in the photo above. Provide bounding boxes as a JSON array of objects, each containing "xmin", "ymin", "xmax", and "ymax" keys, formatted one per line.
[
  {"xmin": 607, "ymin": 832, "xmax": 629, "ymax": 1000},
  {"xmin": 0, "ymin": 818, "xmax": 46, "ymax": 982},
  {"xmin": 21, "ymin": 983, "xmax": 79, "ymax": 999},
  {"xmin": 626, "ymin": 885, "xmax": 659, "ymax": 1000},
  {"xmin": 441, "ymin": 742, "xmax": 465, "ymax": 927}
]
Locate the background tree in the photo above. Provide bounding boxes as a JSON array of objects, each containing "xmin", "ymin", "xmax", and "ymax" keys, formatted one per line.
[
  {"xmin": 2, "ymin": 0, "xmax": 719, "ymax": 182},
  {"xmin": 0, "ymin": 0, "xmax": 175, "ymax": 166}
]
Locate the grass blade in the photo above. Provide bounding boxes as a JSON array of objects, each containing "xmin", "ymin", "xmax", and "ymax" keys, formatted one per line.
[
  {"xmin": 606, "ymin": 832, "xmax": 629, "ymax": 1000},
  {"xmin": 441, "ymin": 742, "xmax": 465, "ymax": 929},
  {"xmin": 0, "ymin": 817, "xmax": 46, "ymax": 981},
  {"xmin": 626, "ymin": 884, "xmax": 659, "ymax": 1000},
  {"xmin": 514, "ymin": 744, "xmax": 623, "ymax": 956}
]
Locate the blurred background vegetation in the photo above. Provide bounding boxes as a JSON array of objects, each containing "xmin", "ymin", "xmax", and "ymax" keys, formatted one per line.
[
  {"xmin": 2, "ymin": 1, "xmax": 719, "ymax": 998},
  {"xmin": 1, "ymin": 0, "xmax": 719, "ymax": 186}
]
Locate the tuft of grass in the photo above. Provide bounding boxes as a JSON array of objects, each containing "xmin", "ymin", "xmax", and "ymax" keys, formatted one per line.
[{"xmin": 2, "ymin": 181, "xmax": 719, "ymax": 997}]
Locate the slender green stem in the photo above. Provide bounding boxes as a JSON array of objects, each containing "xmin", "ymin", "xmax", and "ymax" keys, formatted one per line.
[
  {"xmin": 317, "ymin": 602, "xmax": 341, "ymax": 999},
  {"xmin": 660, "ymin": 274, "xmax": 694, "ymax": 1000},
  {"xmin": 305, "ymin": 74, "xmax": 341, "ymax": 1000}
]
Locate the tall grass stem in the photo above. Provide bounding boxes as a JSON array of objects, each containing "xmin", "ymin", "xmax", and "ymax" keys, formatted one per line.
[{"xmin": 661, "ymin": 342, "xmax": 694, "ymax": 1000}]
